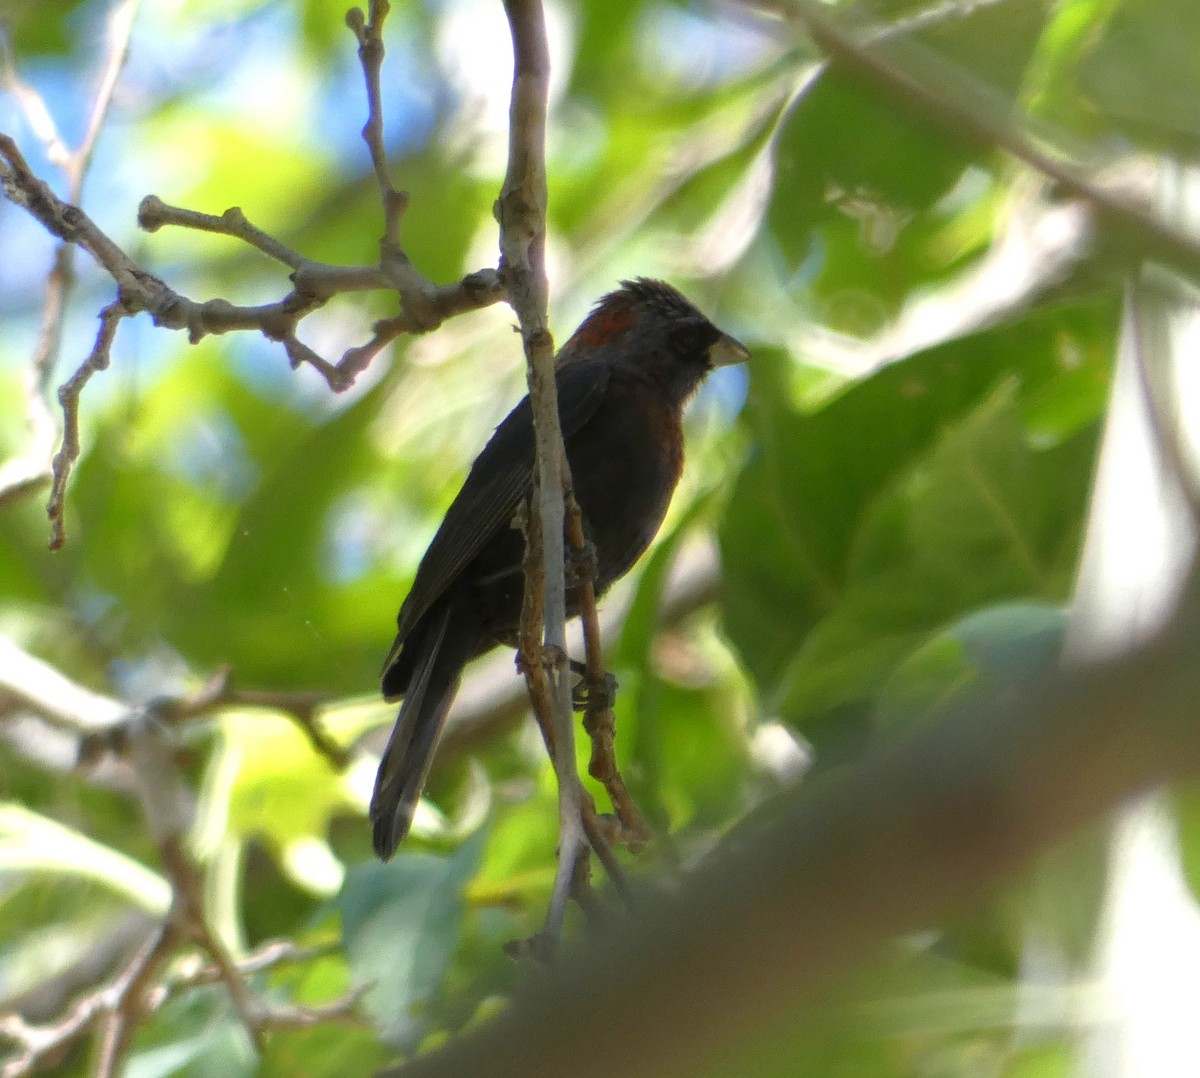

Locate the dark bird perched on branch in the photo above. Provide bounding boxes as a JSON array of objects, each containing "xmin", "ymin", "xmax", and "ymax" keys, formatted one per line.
[{"xmin": 371, "ymin": 278, "xmax": 749, "ymax": 859}]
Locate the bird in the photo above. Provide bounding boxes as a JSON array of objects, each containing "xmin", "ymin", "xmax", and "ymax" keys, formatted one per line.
[{"xmin": 370, "ymin": 278, "xmax": 749, "ymax": 859}]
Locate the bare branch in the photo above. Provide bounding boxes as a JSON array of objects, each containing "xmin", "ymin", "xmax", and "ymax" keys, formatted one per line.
[
  {"xmin": 92, "ymin": 921, "xmax": 182, "ymax": 1077},
  {"xmin": 0, "ymin": 133, "xmax": 503, "ymax": 400},
  {"xmin": 346, "ymin": 1, "xmax": 408, "ymax": 248},
  {"xmin": 46, "ymin": 301, "xmax": 126, "ymax": 549},
  {"xmin": 0, "ymin": 920, "xmax": 180, "ymax": 1078},
  {"xmin": 564, "ymin": 491, "xmax": 649, "ymax": 849},
  {"xmin": 72, "ymin": 0, "xmax": 140, "ymax": 198},
  {"xmin": 0, "ymin": 1, "xmax": 508, "ymax": 541},
  {"xmin": 138, "ymin": 196, "xmax": 314, "ymax": 272}
]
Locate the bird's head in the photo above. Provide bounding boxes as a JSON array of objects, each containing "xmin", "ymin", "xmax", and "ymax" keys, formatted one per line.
[{"xmin": 558, "ymin": 278, "xmax": 749, "ymax": 402}]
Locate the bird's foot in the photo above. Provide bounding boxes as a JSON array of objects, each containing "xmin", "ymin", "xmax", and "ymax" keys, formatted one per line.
[
  {"xmin": 515, "ymin": 644, "xmax": 569, "ymax": 678},
  {"xmin": 571, "ymin": 664, "xmax": 618, "ymax": 712},
  {"xmin": 590, "ymin": 810, "xmax": 649, "ymax": 852}
]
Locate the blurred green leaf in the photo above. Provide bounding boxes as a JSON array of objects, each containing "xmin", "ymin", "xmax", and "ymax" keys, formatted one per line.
[
  {"xmin": 128, "ymin": 989, "xmax": 255, "ymax": 1078},
  {"xmin": 0, "ymin": 803, "xmax": 170, "ymax": 914},
  {"xmin": 722, "ymin": 300, "xmax": 1111, "ymax": 708},
  {"xmin": 768, "ymin": 65, "xmax": 981, "ymax": 282},
  {"xmin": 199, "ymin": 705, "xmax": 374, "ymax": 895},
  {"xmin": 336, "ymin": 832, "xmax": 485, "ymax": 1049},
  {"xmin": 876, "ymin": 601, "xmax": 1065, "ymax": 728},
  {"xmin": 1076, "ymin": 0, "xmax": 1200, "ymax": 153},
  {"xmin": 777, "ymin": 385, "xmax": 1091, "ymax": 730}
]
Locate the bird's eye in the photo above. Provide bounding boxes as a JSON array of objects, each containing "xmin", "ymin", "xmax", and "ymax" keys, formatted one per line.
[{"xmin": 669, "ymin": 321, "xmax": 716, "ymax": 360}]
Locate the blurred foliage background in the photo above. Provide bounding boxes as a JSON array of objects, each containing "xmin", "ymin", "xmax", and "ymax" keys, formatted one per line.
[{"xmin": 1, "ymin": 0, "xmax": 1196, "ymax": 1074}]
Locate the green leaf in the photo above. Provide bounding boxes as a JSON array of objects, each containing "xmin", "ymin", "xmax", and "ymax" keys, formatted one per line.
[
  {"xmin": 768, "ymin": 64, "xmax": 981, "ymax": 279},
  {"xmin": 1076, "ymin": 0, "xmax": 1200, "ymax": 154},
  {"xmin": 776, "ymin": 385, "xmax": 1090, "ymax": 730},
  {"xmin": 197, "ymin": 698, "xmax": 387, "ymax": 894},
  {"xmin": 0, "ymin": 804, "xmax": 170, "ymax": 914},
  {"xmin": 336, "ymin": 832, "xmax": 485, "ymax": 1049},
  {"xmin": 876, "ymin": 601, "xmax": 1065, "ymax": 728},
  {"xmin": 721, "ymin": 299, "xmax": 1111, "ymax": 706}
]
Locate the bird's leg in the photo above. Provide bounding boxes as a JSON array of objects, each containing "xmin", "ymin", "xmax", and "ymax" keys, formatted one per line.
[
  {"xmin": 569, "ymin": 658, "xmax": 618, "ymax": 712},
  {"xmin": 566, "ymin": 655, "xmax": 647, "ymax": 849},
  {"xmin": 582, "ymin": 696, "xmax": 650, "ymax": 850},
  {"xmin": 560, "ymin": 488, "xmax": 651, "ymax": 852}
]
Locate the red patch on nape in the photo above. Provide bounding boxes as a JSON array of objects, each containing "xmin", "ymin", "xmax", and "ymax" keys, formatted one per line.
[{"xmin": 575, "ymin": 304, "xmax": 635, "ymax": 347}]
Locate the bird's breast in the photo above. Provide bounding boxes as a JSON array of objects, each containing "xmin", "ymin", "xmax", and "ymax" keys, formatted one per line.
[{"xmin": 564, "ymin": 378, "xmax": 684, "ymax": 593}]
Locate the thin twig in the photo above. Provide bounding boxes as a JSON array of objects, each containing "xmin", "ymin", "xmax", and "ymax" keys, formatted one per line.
[
  {"xmin": 346, "ymin": 1, "xmax": 408, "ymax": 249},
  {"xmin": 92, "ymin": 921, "xmax": 183, "ymax": 1078},
  {"xmin": 563, "ymin": 490, "xmax": 649, "ymax": 849},
  {"xmin": 579, "ymin": 793, "xmax": 634, "ymax": 909},
  {"xmin": 0, "ymin": 2, "xmax": 138, "ymax": 509},
  {"xmin": 47, "ymin": 301, "xmax": 126, "ymax": 549}
]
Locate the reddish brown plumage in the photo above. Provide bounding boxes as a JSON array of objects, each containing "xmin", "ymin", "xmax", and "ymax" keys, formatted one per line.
[{"xmin": 371, "ymin": 279, "xmax": 748, "ymax": 858}]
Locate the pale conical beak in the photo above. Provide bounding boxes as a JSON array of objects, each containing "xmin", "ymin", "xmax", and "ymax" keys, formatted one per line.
[{"xmin": 708, "ymin": 332, "xmax": 751, "ymax": 368}]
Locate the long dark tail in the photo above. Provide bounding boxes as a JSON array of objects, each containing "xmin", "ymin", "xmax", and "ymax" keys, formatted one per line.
[{"xmin": 370, "ymin": 606, "xmax": 462, "ymax": 859}]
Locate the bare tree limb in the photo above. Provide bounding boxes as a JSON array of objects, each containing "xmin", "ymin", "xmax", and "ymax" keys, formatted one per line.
[
  {"xmin": 46, "ymin": 301, "xmax": 126, "ymax": 548},
  {"xmin": 564, "ymin": 491, "xmax": 648, "ymax": 849}
]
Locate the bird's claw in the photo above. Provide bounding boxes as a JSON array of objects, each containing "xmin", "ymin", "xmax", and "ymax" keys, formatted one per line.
[
  {"xmin": 592, "ymin": 810, "xmax": 648, "ymax": 852},
  {"xmin": 571, "ymin": 668, "xmax": 618, "ymax": 712}
]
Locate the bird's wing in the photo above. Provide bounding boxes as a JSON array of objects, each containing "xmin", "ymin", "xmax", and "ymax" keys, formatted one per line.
[{"xmin": 388, "ymin": 359, "xmax": 613, "ymax": 652}]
